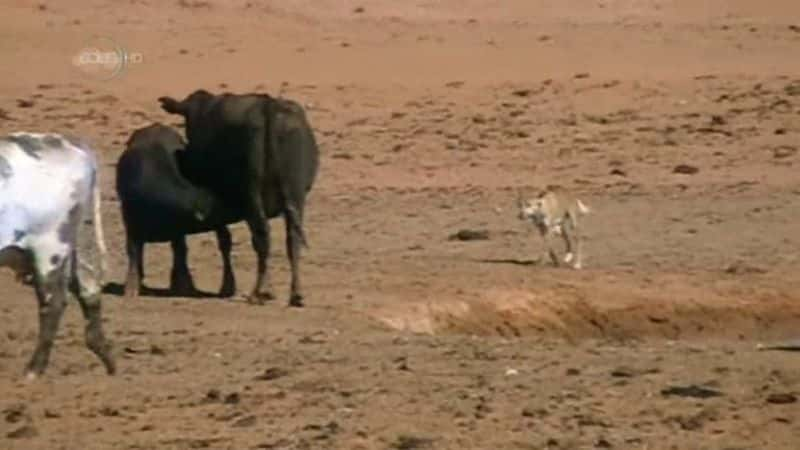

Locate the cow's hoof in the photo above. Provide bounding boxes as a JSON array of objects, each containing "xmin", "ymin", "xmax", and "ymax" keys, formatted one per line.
[
  {"xmin": 104, "ymin": 361, "xmax": 117, "ymax": 376},
  {"xmin": 288, "ymin": 294, "xmax": 305, "ymax": 308},
  {"xmin": 218, "ymin": 284, "xmax": 237, "ymax": 299},
  {"xmin": 171, "ymin": 283, "xmax": 199, "ymax": 297},
  {"xmin": 246, "ymin": 291, "xmax": 275, "ymax": 305},
  {"xmin": 24, "ymin": 371, "xmax": 39, "ymax": 382}
]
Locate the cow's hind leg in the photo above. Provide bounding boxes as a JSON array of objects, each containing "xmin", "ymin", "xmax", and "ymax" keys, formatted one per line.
[
  {"xmin": 284, "ymin": 206, "xmax": 304, "ymax": 307},
  {"xmin": 124, "ymin": 235, "xmax": 144, "ymax": 299},
  {"xmin": 25, "ymin": 255, "xmax": 69, "ymax": 379},
  {"xmin": 72, "ymin": 195, "xmax": 116, "ymax": 375},
  {"xmin": 216, "ymin": 226, "xmax": 236, "ymax": 298},
  {"xmin": 242, "ymin": 123, "xmax": 274, "ymax": 305},
  {"xmin": 246, "ymin": 215, "xmax": 273, "ymax": 304},
  {"xmin": 170, "ymin": 236, "xmax": 197, "ymax": 296},
  {"xmin": 137, "ymin": 243, "xmax": 145, "ymax": 282},
  {"xmin": 70, "ymin": 250, "xmax": 115, "ymax": 375}
]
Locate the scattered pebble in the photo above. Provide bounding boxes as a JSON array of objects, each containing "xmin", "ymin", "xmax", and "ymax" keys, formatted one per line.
[
  {"xmin": 254, "ymin": 367, "xmax": 289, "ymax": 381},
  {"xmin": 766, "ymin": 393, "xmax": 797, "ymax": 404},
  {"xmin": 6, "ymin": 424, "xmax": 37, "ymax": 439},
  {"xmin": 673, "ymin": 164, "xmax": 699, "ymax": 175},
  {"xmin": 661, "ymin": 385, "xmax": 723, "ymax": 399}
]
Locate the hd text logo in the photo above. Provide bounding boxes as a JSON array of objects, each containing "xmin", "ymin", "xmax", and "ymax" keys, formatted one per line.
[{"xmin": 72, "ymin": 36, "xmax": 143, "ymax": 81}]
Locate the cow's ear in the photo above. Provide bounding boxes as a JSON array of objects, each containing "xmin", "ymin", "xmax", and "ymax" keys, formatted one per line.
[{"xmin": 158, "ymin": 96, "xmax": 185, "ymax": 115}]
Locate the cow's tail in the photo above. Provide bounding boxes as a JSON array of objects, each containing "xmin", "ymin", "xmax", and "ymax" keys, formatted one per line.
[{"xmin": 91, "ymin": 166, "xmax": 109, "ymax": 280}]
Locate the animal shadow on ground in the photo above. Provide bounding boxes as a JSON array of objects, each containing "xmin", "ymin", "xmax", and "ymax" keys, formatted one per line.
[
  {"xmin": 472, "ymin": 257, "xmax": 542, "ymax": 266},
  {"xmin": 102, "ymin": 282, "xmax": 220, "ymax": 299}
]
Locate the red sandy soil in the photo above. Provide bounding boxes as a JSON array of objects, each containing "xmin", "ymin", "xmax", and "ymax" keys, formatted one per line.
[{"xmin": 2, "ymin": 1, "xmax": 800, "ymax": 448}]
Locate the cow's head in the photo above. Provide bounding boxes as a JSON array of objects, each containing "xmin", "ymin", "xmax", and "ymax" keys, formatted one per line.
[{"xmin": 157, "ymin": 89, "xmax": 214, "ymax": 117}]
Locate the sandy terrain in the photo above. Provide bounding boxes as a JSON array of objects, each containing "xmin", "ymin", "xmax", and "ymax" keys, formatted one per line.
[{"xmin": 2, "ymin": 0, "xmax": 800, "ymax": 448}]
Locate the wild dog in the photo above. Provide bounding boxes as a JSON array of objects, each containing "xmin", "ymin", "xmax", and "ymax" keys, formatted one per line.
[{"xmin": 517, "ymin": 186, "xmax": 590, "ymax": 269}]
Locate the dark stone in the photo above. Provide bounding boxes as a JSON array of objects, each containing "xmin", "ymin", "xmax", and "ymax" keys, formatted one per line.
[
  {"xmin": 661, "ymin": 385, "xmax": 723, "ymax": 399},
  {"xmin": 673, "ymin": 164, "xmax": 699, "ymax": 175},
  {"xmin": 766, "ymin": 393, "xmax": 797, "ymax": 404},
  {"xmin": 448, "ymin": 229, "xmax": 490, "ymax": 241}
]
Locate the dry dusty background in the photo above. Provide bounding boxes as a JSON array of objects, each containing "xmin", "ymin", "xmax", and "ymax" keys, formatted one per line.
[{"xmin": 2, "ymin": 1, "xmax": 800, "ymax": 449}]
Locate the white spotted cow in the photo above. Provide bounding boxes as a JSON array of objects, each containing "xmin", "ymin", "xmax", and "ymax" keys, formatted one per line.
[{"xmin": 0, "ymin": 132, "xmax": 115, "ymax": 379}]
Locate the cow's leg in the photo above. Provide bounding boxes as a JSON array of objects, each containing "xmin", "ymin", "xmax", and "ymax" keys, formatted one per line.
[
  {"xmin": 70, "ymin": 250, "xmax": 115, "ymax": 375},
  {"xmin": 137, "ymin": 243, "xmax": 145, "ymax": 281},
  {"xmin": 243, "ymin": 124, "xmax": 274, "ymax": 305},
  {"xmin": 170, "ymin": 236, "xmax": 197, "ymax": 296},
  {"xmin": 246, "ymin": 216, "xmax": 273, "ymax": 304},
  {"xmin": 71, "ymin": 195, "xmax": 116, "ymax": 375},
  {"xmin": 216, "ymin": 226, "xmax": 236, "ymax": 298},
  {"xmin": 124, "ymin": 236, "xmax": 143, "ymax": 299},
  {"xmin": 285, "ymin": 202, "xmax": 305, "ymax": 307},
  {"xmin": 25, "ymin": 259, "xmax": 69, "ymax": 379}
]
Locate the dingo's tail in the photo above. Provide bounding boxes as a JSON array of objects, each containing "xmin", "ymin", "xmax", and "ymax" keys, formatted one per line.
[{"xmin": 576, "ymin": 199, "xmax": 591, "ymax": 215}]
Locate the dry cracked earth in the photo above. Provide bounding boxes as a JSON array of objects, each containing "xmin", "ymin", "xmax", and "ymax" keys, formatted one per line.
[{"xmin": 2, "ymin": 1, "xmax": 800, "ymax": 449}]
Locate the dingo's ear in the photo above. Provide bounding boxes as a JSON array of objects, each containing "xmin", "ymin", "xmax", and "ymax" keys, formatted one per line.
[{"xmin": 537, "ymin": 185, "xmax": 552, "ymax": 198}]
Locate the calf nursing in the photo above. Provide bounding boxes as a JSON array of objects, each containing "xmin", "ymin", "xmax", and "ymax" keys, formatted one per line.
[
  {"xmin": 116, "ymin": 123, "xmax": 239, "ymax": 299},
  {"xmin": 157, "ymin": 91, "xmax": 320, "ymax": 307}
]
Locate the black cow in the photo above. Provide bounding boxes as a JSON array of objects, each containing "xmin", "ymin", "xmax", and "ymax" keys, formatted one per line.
[
  {"xmin": 157, "ymin": 91, "xmax": 319, "ymax": 307},
  {"xmin": 116, "ymin": 123, "xmax": 239, "ymax": 300}
]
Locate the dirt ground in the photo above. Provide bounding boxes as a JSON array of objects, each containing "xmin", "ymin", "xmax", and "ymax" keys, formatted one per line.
[{"xmin": 2, "ymin": 1, "xmax": 800, "ymax": 448}]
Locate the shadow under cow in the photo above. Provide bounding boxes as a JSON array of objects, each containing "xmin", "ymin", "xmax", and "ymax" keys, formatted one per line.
[{"xmin": 102, "ymin": 281, "xmax": 221, "ymax": 299}]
